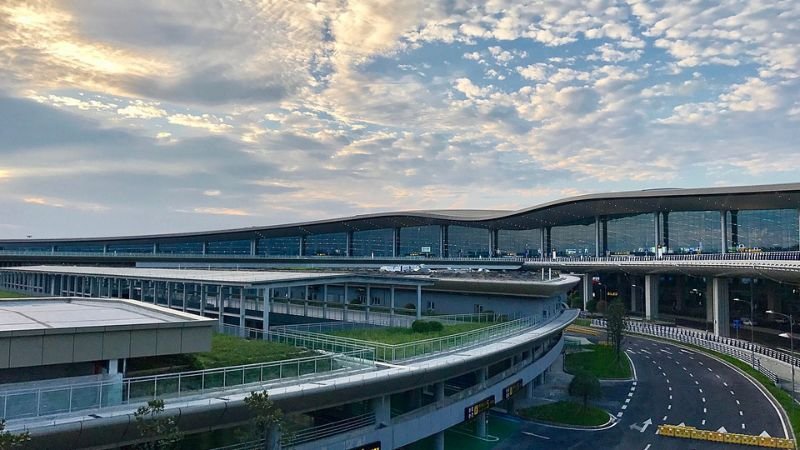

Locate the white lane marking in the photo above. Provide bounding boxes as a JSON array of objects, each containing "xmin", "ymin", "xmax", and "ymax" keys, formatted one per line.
[
  {"xmin": 702, "ymin": 397, "xmax": 706, "ymax": 403},
  {"xmin": 703, "ymin": 408, "xmax": 707, "ymax": 413},
  {"xmin": 695, "ymin": 380, "xmax": 699, "ymax": 385},
  {"xmin": 689, "ymin": 373, "xmax": 693, "ymax": 377},
  {"xmin": 736, "ymin": 400, "xmax": 740, "ymax": 405},
  {"xmin": 633, "ymin": 381, "xmax": 637, "ymax": 386},
  {"xmin": 622, "ymin": 404, "xmax": 628, "ymax": 410},
  {"xmin": 522, "ymin": 431, "xmax": 551, "ymax": 440},
  {"xmin": 658, "ymin": 366, "xmax": 662, "ymax": 370},
  {"xmin": 626, "ymin": 398, "xmax": 631, "ymax": 404},
  {"xmin": 628, "ymin": 392, "xmax": 634, "ymax": 397},
  {"xmin": 680, "ymin": 349, "xmax": 693, "ymax": 354},
  {"xmin": 739, "ymin": 411, "xmax": 743, "ymax": 416},
  {"xmin": 708, "ymin": 367, "xmax": 713, "ymax": 372},
  {"xmin": 662, "ymin": 372, "xmax": 666, "ymax": 376},
  {"xmin": 669, "ymin": 395, "xmax": 673, "ymax": 400},
  {"xmin": 723, "ymin": 382, "xmax": 728, "ymax": 387},
  {"xmin": 644, "ymin": 444, "xmax": 652, "ymax": 450},
  {"xmin": 667, "ymin": 404, "xmax": 672, "ymax": 410},
  {"xmin": 699, "ymin": 388, "xmax": 703, "ymax": 393},
  {"xmin": 742, "ymin": 423, "xmax": 746, "ymax": 430},
  {"xmin": 666, "ymin": 379, "xmax": 670, "ymax": 384},
  {"xmin": 699, "ymin": 361, "xmax": 704, "ymax": 365},
  {"xmin": 668, "ymin": 386, "xmax": 672, "ymax": 391},
  {"xmin": 702, "ymin": 419, "xmax": 706, "ymax": 425},
  {"xmin": 663, "ymin": 415, "xmax": 668, "ymax": 421},
  {"xmin": 730, "ymin": 390, "xmax": 735, "ymax": 395},
  {"xmin": 660, "ymin": 349, "xmax": 673, "ymax": 354},
  {"xmin": 617, "ymin": 412, "xmax": 624, "ymax": 418},
  {"xmin": 716, "ymin": 374, "xmax": 721, "ymax": 379},
  {"xmin": 631, "ymin": 386, "xmax": 636, "ymax": 392}
]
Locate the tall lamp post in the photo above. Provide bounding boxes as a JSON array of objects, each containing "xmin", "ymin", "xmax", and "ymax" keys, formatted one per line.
[
  {"xmin": 767, "ymin": 310, "xmax": 794, "ymax": 413},
  {"xmin": 733, "ymin": 297, "xmax": 755, "ymax": 367}
]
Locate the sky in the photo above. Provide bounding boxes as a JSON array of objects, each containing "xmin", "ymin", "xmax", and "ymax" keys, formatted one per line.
[{"xmin": 0, "ymin": 0, "xmax": 798, "ymax": 239}]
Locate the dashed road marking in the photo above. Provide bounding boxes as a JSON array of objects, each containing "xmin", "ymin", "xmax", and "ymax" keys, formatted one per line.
[
  {"xmin": 628, "ymin": 392, "xmax": 634, "ymax": 397},
  {"xmin": 702, "ymin": 397, "xmax": 706, "ymax": 403},
  {"xmin": 667, "ymin": 404, "xmax": 672, "ymax": 410},
  {"xmin": 702, "ymin": 419, "xmax": 706, "ymax": 425},
  {"xmin": 695, "ymin": 380, "xmax": 699, "ymax": 385},
  {"xmin": 622, "ymin": 404, "xmax": 628, "ymax": 410},
  {"xmin": 703, "ymin": 407, "xmax": 707, "ymax": 413},
  {"xmin": 698, "ymin": 388, "xmax": 703, "ymax": 393},
  {"xmin": 617, "ymin": 412, "xmax": 623, "ymax": 418},
  {"xmin": 736, "ymin": 400, "xmax": 740, "ymax": 405},
  {"xmin": 731, "ymin": 390, "xmax": 735, "ymax": 395},
  {"xmin": 626, "ymin": 398, "xmax": 631, "ymax": 404},
  {"xmin": 663, "ymin": 416, "xmax": 668, "ymax": 421},
  {"xmin": 742, "ymin": 423, "xmax": 746, "ymax": 430},
  {"xmin": 723, "ymin": 382, "xmax": 728, "ymax": 387},
  {"xmin": 739, "ymin": 411, "xmax": 743, "ymax": 416}
]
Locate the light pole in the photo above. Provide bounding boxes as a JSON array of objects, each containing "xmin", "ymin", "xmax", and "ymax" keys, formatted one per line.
[
  {"xmin": 767, "ymin": 310, "xmax": 794, "ymax": 413},
  {"xmin": 733, "ymin": 297, "xmax": 755, "ymax": 366}
]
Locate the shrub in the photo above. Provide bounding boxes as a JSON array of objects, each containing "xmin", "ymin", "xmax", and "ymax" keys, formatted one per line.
[{"xmin": 411, "ymin": 320, "xmax": 444, "ymax": 333}]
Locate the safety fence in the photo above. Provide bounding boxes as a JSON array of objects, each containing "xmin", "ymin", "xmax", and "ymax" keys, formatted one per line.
[
  {"xmin": 658, "ymin": 424, "xmax": 794, "ymax": 448},
  {"xmin": 283, "ymin": 412, "xmax": 376, "ymax": 448},
  {"xmin": 525, "ymin": 251, "xmax": 800, "ymax": 262},
  {"xmin": 591, "ymin": 319, "xmax": 780, "ymax": 383},
  {"xmin": 0, "ymin": 346, "xmax": 375, "ymax": 422}
]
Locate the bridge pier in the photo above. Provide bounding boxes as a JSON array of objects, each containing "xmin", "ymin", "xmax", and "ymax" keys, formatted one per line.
[
  {"xmin": 645, "ymin": 275, "xmax": 658, "ymax": 320},
  {"xmin": 582, "ymin": 274, "xmax": 592, "ymax": 310},
  {"xmin": 713, "ymin": 277, "xmax": 730, "ymax": 337}
]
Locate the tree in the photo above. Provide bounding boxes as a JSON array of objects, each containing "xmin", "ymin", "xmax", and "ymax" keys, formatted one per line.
[
  {"xmin": 606, "ymin": 299, "xmax": 627, "ymax": 360},
  {"xmin": 244, "ymin": 390, "xmax": 284, "ymax": 450},
  {"xmin": 134, "ymin": 399, "xmax": 183, "ymax": 450},
  {"xmin": 568, "ymin": 371, "xmax": 601, "ymax": 409},
  {"xmin": 0, "ymin": 420, "xmax": 30, "ymax": 450}
]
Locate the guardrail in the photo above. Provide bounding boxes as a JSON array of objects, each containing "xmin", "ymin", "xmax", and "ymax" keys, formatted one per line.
[
  {"xmin": 658, "ymin": 424, "xmax": 794, "ymax": 448},
  {"xmin": 272, "ymin": 314, "xmax": 547, "ymax": 362},
  {"xmin": 2, "ymin": 249, "xmax": 799, "ymax": 262},
  {"xmin": 0, "ymin": 345, "xmax": 375, "ymax": 422},
  {"xmin": 591, "ymin": 319, "xmax": 780, "ymax": 383},
  {"xmin": 283, "ymin": 412, "xmax": 376, "ymax": 447}
]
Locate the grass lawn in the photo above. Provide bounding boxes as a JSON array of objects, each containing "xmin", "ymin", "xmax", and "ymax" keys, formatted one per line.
[
  {"xmin": 574, "ymin": 318, "xmax": 592, "ymax": 327},
  {"xmin": 127, "ymin": 333, "xmax": 318, "ymax": 375},
  {"xmin": 519, "ymin": 401, "xmax": 609, "ymax": 426},
  {"xmin": 565, "ymin": 344, "xmax": 632, "ymax": 379},
  {"xmin": 0, "ymin": 290, "xmax": 27, "ymax": 298},
  {"xmin": 328, "ymin": 322, "xmax": 494, "ymax": 345}
]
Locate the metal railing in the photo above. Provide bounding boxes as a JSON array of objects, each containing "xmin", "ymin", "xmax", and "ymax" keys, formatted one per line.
[
  {"xmin": 272, "ymin": 314, "xmax": 548, "ymax": 362},
  {"xmin": 283, "ymin": 412, "xmax": 376, "ymax": 447},
  {"xmin": 591, "ymin": 319, "xmax": 779, "ymax": 383},
  {"xmin": 525, "ymin": 251, "xmax": 800, "ymax": 263},
  {"xmin": 0, "ymin": 346, "xmax": 375, "ymax": 422}
]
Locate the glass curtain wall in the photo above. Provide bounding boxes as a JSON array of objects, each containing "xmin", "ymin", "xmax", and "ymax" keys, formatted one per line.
[
  {"xmin": 159, "ymin": 242, "xmax": 204, "ymax": 254},
  {"xmin": 667, "ymin": 211, "xmax": 721, "ymax": 254},
  {"xmin": 497, "ymin": 229, "xmax": 541, "ymax": 257},
  {"xmin": 57, "ymin": 243, "xmax": 104, "ymax": 253},
  {"xmin": 305, "ymin": 232, "xmax": 347, "ymax": 256},
  {"xmin": 550, "ymin": 223, "xmax": 594, "ymax": 256},
  {"xmin": 447, "ymin": 226, "xmax": 489, "ymax": 257},
  {"xmin": 206, "ymin": 239, "xmax": 251, "ymax": 255},
  {"xmin": 731, "ymin": 209, "xmax": 799, "ymax": 252},
  {"xmin": 400, "ymin": 226, "xmax": 440, "ymax": 257},
  {"xmin": 259, "ymin": 237, "xmax": 300, "ymax": 256},
  {"xmin": 107, "ymin": 243, "xmax": 152, "ymax": 253},
  {"xmin": 352, "ymin": 229, "xmax": 393, "ymax": 257},
  {"xmin": 606, "ymin": 214, "xmax": 655, "ymax": 255}
]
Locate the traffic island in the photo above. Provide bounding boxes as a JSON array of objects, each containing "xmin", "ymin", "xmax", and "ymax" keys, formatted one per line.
[
  {"xmin": 518, "ymin": 401, "xmax": 613, "ymax": 428},
  {"xmin": 565, "ymin": 344, "xmax": 633, "ymax": 380}
]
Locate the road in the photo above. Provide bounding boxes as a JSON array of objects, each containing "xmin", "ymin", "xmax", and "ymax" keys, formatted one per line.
[{"xmin": 493, "ymin": 335, "xmax": 789, "ymax": 450}]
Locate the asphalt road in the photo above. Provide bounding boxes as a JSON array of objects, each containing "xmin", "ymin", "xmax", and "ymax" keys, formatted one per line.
[{"xmin": 492, "ymin": 335, "xmax": 789, "ymax": 450}]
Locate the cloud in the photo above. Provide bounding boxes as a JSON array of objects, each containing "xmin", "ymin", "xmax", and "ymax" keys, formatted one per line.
[{"xmin": 188, "ymin": 207, "xmax": 250, "ymax": 216}]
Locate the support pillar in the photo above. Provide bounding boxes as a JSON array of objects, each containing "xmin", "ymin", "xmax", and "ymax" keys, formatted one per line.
[
  {"xmin": 218, "ymin": 285, "xmax": 225, "ymax": 329},
  {"xmin": 594, "ymin": 216, "xmax": 601, "ymax": 257},
  {"xmin": 720, "ymin": 211, "xmax": 729, "ymax": 253},
  {"xmin": 199, "ymin": 284, "xmax": 206, "ymax": 316},
  {"xmin": 346, "ymin": 231, "xmax": 354, "ymax": 257},
  {"xmin": 630, "ymin": 277, "xmax": 639, "ymax": 313},
  {"xmin": 392, "ymin": 227, "xmax": 400, "ymax": 257},
  {"xmin": 582, "ymin": 274, "xmax": 592, "ymax": 310},
  {"xmin": 713, "ymin": 277, "xmax": 730, "ymax": 337},
  {"xmin": 416, "ymin": 284, "xmax": 422, "ymax": 319},
  {"xmin": 372, "ymin": 395, "xmax": 391, "ymax": 428},
  {"xmin": 662, "ymin": 211, "xmax": 670, "ymax": 252},
  {"xmin": 239, "ymin": 287, "xmax": 246, "ymax": 337},
  {"xmin": 654, "ymin": 212, "xmax": 661, "ymax": 255},
  {"xmin": 645, "ymin": 275, "xmax": 658, "ymax": 320},
  {"xmin": 182, "ymin": 283, "xmax": 188, "ymax": 312},
  {"xmin": 675, "ymin": 276, "xmax": 685, "ymax": 312},
  {"xmin": 322, "ymin": 284, "xmax": 328, "ymax": 319},
  {"xmin": 440, "ymin": 225, "xmax": 448, "ymax": 258},
  {"xmin": 706, "ymin": 278, "xmax": 714, "ymax": 326},
  {"xmin": 476, "ymin": 367, "xmax": 488, "ymax": 438},
  {"xmin": 263, "ymin": 288, "xmax": 271, "ymax": 338},
  {"xmin": 434, "ymin": 382, "xmax": 445, "ymax": 450},
  {"xmin": 766, "ymin": 282, "xmax": 779, "ymax": 312}
]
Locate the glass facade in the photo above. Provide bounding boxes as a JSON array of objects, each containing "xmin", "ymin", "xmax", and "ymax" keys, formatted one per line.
[
  {"xmin": 550, "ymin": 223, "xmax": 594, "ymax": 256},
  {"xmin": 159, "ymin": 242, "xmax": 204, "ymax": 254},
  {"xmin": 0, "ymin": 244, "xmax": 52, "ymax": 252},
  {"xmin": 107, "ymin": 243, "xmax": 153, "ymax": 254},
  {"xmin": 259, "ymin": 237, "xmax": 300, "ymax": 256},
  {"xmin": 305, "ymin": 232, "xmax": 347, "ymax": 256},
  {"xmin": 447, "ymin": 226, "xmax": 489, "ymax": 257},
  {"xmin": 56, "ymin": 243, "xmax": 104, "ymax": 253},
  {"xmin": 206, "ymin": 239, "xmax": 251, "ymax": 255},
  {"xmin": 497, "ymin": 229, "xmax": 541, "ymax": 257},
  {"xmin": 667, "ymin": 211, "xmax": 721, "ymax": 254},
  {"xmin": 399, "ymin": 225, "xmax": 440, "ymax": 257},
  {"xmin": 606, "ymin": 214, "xmax": 655, "ymax": 255},
  {"xmin": 352, "ymin": 229, "xmax": 394, "ymax": 257},
  {"xmin": 730, "ymin": 209, "xmax": 799, "ymax": 252}
]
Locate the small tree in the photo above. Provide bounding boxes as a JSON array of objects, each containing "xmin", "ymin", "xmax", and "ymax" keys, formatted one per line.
[
  {"xmin": 134, "ymin": 399, "xmax": 183, "ymax": 450},
  {"xmin": 568, "ymin": 371, "xmax": 601, "ymax": 409},
  {"xmin": 0, "ymin": 420, "xmax": 31, "ymax": 450},
  {"xmin": 244, "ymin": 390, "xmax": 284, "ymax": 450},
  {"xmin": 606, "ymin": 299, "xmax": 626, "ymax": 360}
]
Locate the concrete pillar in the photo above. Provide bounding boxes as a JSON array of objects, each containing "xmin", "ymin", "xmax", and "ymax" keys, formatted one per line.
[
  {"xmin": 50, "ymin": 276, "xmax": 56, "ymax": 296},
  {"xmin": 645, "ymin": 275, "xmax": 659, "ymax": 320},
  {"xmin": 582, "ymin": 274, "xmax": 592, "ymax": 310},
  {"xmin": 250, "ymin": 239, "xmax": 257, "ymax": 256},
  {"xmin": 416, "ymin": 284, "xmax": 422, "ymax": 319},
  {"xmin": 346, "ymin": 231, "xmax": 353, "ymax": 257},
  {"xmin": 525, "ymin": 380, "xmax": 534, "ymax": 400},
  {"xmin": 706, "ymin": 278, "xmax": 714, "ymax": 325},
  {"xmin": 766, "ymin": 282, "xmax": 779, "ymax": 312},
  {"xmin": 434, "ymin": 382, "xmax": 445, "ymax": 450},
  {"xmin": 372, "ymin": 395, "xmax": 391, "ymax": 427},
  {"xmin": 200, "ymin": 284, "xmax": 207, "ymax": 316},
  {"xmin": 183, "ymin": 283, "xmax": 188, "ymax": 312},
  {"xmin": 675, "ymin": 276, "xmax": 685, "ymax": 312},
  {"xmin": 322, "ymin": 284, "xmax": 328, "ymax": 319},
  {"xmin": 263, "ymin": 288, "xmax": 271, "ymax": 338},
  {"xmin": 392, "ymin": 227, "xmax": 400, "ymax": 257},
  {"xmin": 654, "ymin": 212, "xmax": 661, "ymax": 253},
  {"xmin": 390, "ymin": 286, "xmax": 395, "ymax": 314},
  {"xmin": 720, "ymin": 211, "xmax": 728, "ymax": 253},
  {"xmin": 440, "ymin": 225, "xmax": 448, "ymax": 257},
  {"xmin": 239, "ymin": 287, "xmax": 246, "ymax": 336},
  {"xmin": 476, "ymin": 367, "xmax": 488, "ymax": 438},
  {"xmin": 630, "ymin": 277, "xmax": 639, "ymax": 313},
  {"xmin": 298, "ymin": 235, "xmax": 306, "ymax": 256},
  {"xmin": 662, "ymin": 211, "xmax": 670, "ymax": 252},
  {"xmin": 713, "ymin": 278, "xmax": 730, "ymax": 337},
  {"xmin": 218, "ymin": 285, "xmax": 225, "ymax": 330},
  {"xmin": 128, "ymin": 279, "xmax": 133, "ymax": 299},
  {"xmin": 594, "ymin": 216, "xmax": 601, "ymax": 257}
]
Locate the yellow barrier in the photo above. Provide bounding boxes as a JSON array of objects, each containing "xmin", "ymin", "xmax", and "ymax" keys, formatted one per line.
[{"xmin": 657, "ymin": 424, "xmax": 795, "ymax": 449}]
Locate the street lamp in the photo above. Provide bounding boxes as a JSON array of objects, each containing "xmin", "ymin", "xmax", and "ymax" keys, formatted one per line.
[
  {"xmin": 767, "ymin": 310, "xmax": 794, "ymax": 413},
  {"xmin": 733, "ymin": 297, "xmax": 755, "ymax": 366}
]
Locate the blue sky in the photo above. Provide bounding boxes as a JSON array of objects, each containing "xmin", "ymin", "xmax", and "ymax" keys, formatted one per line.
[{"xmin": 0, "ymin": 0, "xmax": 798, "ymax": 238}]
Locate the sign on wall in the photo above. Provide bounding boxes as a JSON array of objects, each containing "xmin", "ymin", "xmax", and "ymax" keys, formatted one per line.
[
  {"xmin": 502, "ymin": 379, "xmax": 523, "ymax": 400},
  {"xmin": 465, "ymin": 395, "xmax": 496, "ymax": 420}
]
